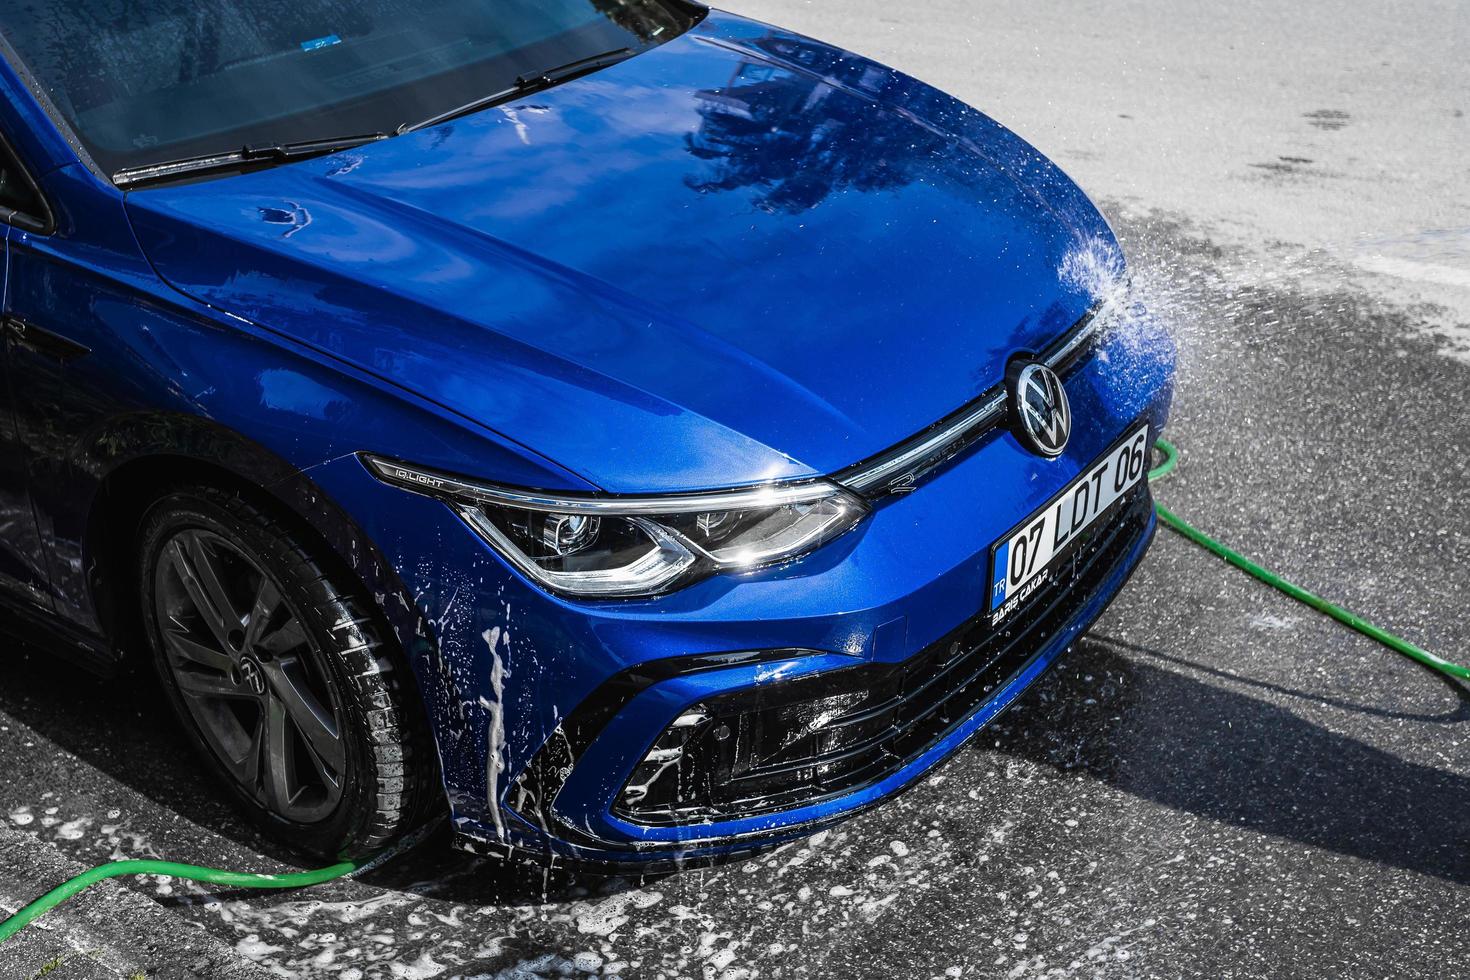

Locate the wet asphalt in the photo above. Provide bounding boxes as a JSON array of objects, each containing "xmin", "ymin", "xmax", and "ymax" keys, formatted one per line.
[{"xmin": 3, "ymin": 2, "xmax": 1468, "ymax": 978}]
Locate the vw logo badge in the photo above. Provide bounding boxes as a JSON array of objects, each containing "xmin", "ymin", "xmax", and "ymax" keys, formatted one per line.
[
  {"xmin": 238, "ymin": 656, "xmax": 267, "ymax": 696},
  {"xmin": 1009, "ymin": 362, "xmax": 1072, "ymax": 458}
]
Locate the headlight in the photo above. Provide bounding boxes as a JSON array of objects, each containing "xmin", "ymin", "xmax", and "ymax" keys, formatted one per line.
[{"xmin": 360, "ymin": 456, "xmax": 870, "ymax": 598}]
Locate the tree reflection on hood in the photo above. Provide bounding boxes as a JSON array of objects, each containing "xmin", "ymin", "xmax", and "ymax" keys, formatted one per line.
[{"xmin": 684, "ymin": 31, "xmax": 968, "ymax": 215}]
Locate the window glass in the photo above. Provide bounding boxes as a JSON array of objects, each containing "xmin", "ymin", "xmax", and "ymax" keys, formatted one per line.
[
  {"xmin": 0, "ymin": 0, "xmax": 699, "ymax": 178},
  {"xmin": 0, "ymin": 140, "xmax": 44, "ymax": 220}
]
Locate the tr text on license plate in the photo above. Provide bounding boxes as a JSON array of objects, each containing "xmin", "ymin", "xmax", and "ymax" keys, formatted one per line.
[{"xmin": 987, "ymin": 425, "xmax": 1150, "ymax": 626}]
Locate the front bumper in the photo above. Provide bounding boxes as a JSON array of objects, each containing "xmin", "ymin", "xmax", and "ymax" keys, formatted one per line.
[
  {"xmin": 495, "ymin": 486, "xmax": 1155, "ymax": 867},
  {"xmin": 308, "ymin": 307, "xmax": 1175, "ymax": 867}
]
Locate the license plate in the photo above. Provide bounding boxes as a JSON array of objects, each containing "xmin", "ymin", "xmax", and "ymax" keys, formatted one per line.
[{"xmin": 988, "ymin": 424, "xmax": 1150, "ymax": 626}]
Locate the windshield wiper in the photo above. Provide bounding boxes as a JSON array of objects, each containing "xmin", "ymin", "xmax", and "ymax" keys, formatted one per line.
[
  {"xmin": 113, "ymin": 131, "xmax": 392, "ymax": 189},
  {"xmin": 396, "ymin": 47, "xmax": 633, "ymax": 135},
  {"xmin": 112, "ymin": 47, "xmax": 633, "ymax": 187}
]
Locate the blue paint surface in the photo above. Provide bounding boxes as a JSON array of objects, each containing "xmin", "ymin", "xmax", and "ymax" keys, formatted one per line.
[{"xmin": 0, "ymin": 9, "xmax": 1174, "ymax": 863}]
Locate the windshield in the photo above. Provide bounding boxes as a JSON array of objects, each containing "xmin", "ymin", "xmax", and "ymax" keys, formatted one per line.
[{"xmin": 0, "ymin": 0, "xmax": 701, "ymax": 179}]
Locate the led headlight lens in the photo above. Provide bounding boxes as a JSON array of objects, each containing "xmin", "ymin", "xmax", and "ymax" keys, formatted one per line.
[
  {"xmin": 458, "ymin": 506, "xmax": 698, "ymax": 597},
  {"xmin": 361, "ymin": 456, "xmax": 870, "ymax": 598}
]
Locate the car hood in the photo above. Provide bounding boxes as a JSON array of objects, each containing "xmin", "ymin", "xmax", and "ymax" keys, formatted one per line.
[{"xmin": 126, "ymin": 12, "xmax": 1112, "ymax": 494}]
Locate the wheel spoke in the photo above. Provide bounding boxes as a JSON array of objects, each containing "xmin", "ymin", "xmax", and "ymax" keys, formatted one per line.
[
  {"xmin": 162, "ymin": 628, "xmax": 234, "ymax": 674},
  {"xmin": 261, "ymin": 693, "xmax": 295, "ymax": 810},
  {"xmin": 173, "ymin": 665, "xmax": 252, "ymax": 700},
  {"xmin": 242, "ymin": 578, "xmax": 284, "ymax": 652},
  {"xmin": 185, "ymin": 532, "xmax": 244, "ymax": 631},
  {"xmin": 262, "ymin": 658, "xmax": 345, "ymax": 777},
  {"xmin": 166, "ymin": 534, "xmax": 241, "ymax": 651},
  {"xmin": 256, "ymin": 616, "xmax": 308, "ymax": 658},
  {"xmin": 220, "ymin": 711, "xmax": 264, "ymax": 790}
]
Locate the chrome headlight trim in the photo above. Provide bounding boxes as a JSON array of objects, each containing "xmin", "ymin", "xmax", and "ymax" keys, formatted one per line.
[
  {"xmin": 362, "ymin": 455, "xmax": 850, "ymax": 515},
  {"xmin": 361, "ymin": 454, "xmax": 870, "ymax": 599}
]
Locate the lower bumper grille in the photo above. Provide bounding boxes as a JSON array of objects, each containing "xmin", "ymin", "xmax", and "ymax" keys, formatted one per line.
[{"xmin": 615, "ymin": 485, "xmax": 1155, "ymax": 826}]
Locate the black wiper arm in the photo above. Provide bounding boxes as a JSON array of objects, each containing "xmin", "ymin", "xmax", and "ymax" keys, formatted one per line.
[
  {"xmin": 517, "ymin": 45, "xmax": 634, "ymax": 88},
  {"xmin": 114, "ymin": 131, "xmax": 392, "ymax": 188},
  {"xmin": 114, "ymin": 47, "xmax": 635, "ymax": 186},
  {"xmin": 396, "ymin": 47, "xmax": 633, "ymax": 135}
]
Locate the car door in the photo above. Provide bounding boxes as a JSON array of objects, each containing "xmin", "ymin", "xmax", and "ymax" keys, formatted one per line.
[{"xmin": 0, "ymin": 138, "xmax": 54, "ymax": 612}]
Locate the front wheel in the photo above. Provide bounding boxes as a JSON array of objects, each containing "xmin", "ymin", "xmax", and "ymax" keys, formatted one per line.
[{"xmin": 138, "ymin": 485, "xmax": 438, "ymax": 859}]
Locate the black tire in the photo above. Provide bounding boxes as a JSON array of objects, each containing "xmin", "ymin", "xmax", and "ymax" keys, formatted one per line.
[{"xmin": 137, "ymin": 485, "xmax": 438, "ymax": 859}]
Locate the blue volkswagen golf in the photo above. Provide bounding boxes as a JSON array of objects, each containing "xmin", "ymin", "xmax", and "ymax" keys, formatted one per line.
[{"xmin": 0, "ymin": 0, "xmax": 1172, "ymax": 867}]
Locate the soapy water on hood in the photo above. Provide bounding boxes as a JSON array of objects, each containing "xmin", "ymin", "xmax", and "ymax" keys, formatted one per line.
[
  {"xmin": 1058, "ymin": 226, "xmax": 1304, "ymax": 387},
  {"xmin": 1059, "ymin": 236, "xmax": 1129, "ymax": 317},
  {"xmin": 1057, "ymin": 236, "xmax": 1175, "ymax": 397},
  {"xmin": 1058, "ymin": 229, "xmax": 1244, "ymax": 372}
]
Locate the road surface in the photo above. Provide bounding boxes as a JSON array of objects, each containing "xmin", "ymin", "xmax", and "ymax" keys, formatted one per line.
[{"xmin": 3, "ymin": 2, "xmax": 1467, "ymax": 977}]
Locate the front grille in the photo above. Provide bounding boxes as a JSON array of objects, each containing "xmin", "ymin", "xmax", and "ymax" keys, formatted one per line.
[
  {"xmin": 614, "ymin": 485, "xmax": 1155, "ymax": 826},
  {"xmin": 834, "ymin": 305, "xmax": 1104, "ymax": 497}
]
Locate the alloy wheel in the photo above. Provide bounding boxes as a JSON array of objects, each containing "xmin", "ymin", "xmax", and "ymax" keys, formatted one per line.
[{"xmin": 152, "ymin": 528, "xmax": 346, "ymax": 823}]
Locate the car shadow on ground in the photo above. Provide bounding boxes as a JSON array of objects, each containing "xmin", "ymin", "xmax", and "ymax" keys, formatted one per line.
[
  {"xmin": 996, "ymin": 636, "xmax": 1470, "ymax": 886},
  {"xmin": 0, "ymin": 633, "xmax": 657, "ymax": 906}
]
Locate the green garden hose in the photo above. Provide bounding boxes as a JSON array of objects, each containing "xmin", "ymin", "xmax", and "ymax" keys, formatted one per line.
[
  {"xmin": 0, "ymin": 856, "xmax": 367, "ymax": 946},
  {"xmin": 2, "ymin": 439, "xmax": 1465, "ymax": 952},
  {"xmin": 1149, "ymin": 438, "xmax": 1469, "ymax": 681},
  {"xmin": 0, "ymin": 815, "xmax": 441, "ymax": 947}
]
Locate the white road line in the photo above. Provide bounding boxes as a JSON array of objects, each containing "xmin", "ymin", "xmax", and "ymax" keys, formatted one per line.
[{"xmin": 1356, "ymin": 254, "xmax": 1470, "ymax": 291}]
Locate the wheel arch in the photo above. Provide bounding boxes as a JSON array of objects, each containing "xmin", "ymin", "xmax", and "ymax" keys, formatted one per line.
[{"xmin": 79, "ymin": 413, "xmax": 435, "ymax": 678}]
